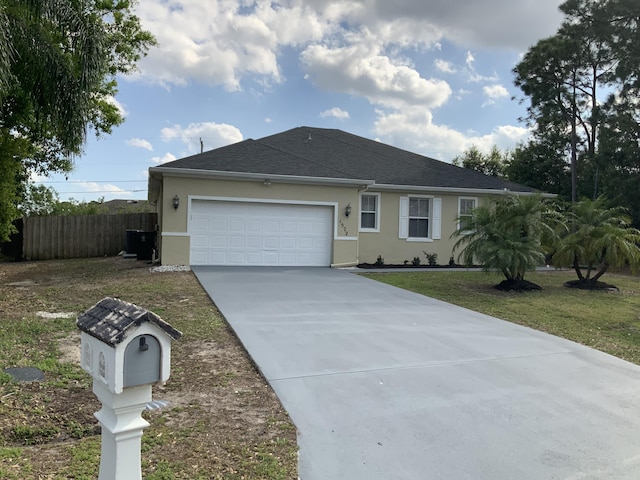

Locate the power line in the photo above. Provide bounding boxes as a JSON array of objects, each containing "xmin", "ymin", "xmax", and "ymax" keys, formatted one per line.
[
  {"xmin": 34, "ymin": 180, "xmax": 147, "ymax": 184},
  {"xmin": 56, "ymin": 189, "xmax": 147, "ymax": 194}
]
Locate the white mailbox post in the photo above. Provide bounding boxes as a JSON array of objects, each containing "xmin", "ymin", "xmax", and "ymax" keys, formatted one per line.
[{"xmin": 77, "ymin": 297, "xmax": 182, "ymax": 480}]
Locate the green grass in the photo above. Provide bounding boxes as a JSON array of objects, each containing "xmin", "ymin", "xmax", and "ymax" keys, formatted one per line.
[{"xmin": 364, "ymin": 270, "xmax": 640, "ymax": 364}]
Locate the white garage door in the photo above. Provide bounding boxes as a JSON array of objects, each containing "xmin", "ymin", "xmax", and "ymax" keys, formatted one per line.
[{"xmin": 189, "ymin": 200, "xmax": 334, "ymax": 266}]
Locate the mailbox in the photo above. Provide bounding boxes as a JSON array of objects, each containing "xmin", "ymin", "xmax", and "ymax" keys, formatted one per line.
[{"xmin": 77, "ymin": 297, "xmax": 182, "ymax": 394}]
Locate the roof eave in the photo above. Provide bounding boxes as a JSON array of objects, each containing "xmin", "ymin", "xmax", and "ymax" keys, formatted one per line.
[
  {"xmin": 148, "ymin": 166, "xmax": 375, "ymax": 187},
  {"xmin": 371, "ymin": 184, "xmax": 556, "ymax": 197}
]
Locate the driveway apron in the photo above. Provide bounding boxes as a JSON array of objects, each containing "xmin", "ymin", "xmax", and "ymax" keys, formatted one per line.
[{"xmin": 192, "ymin": 266, "xmax": 640, "ymax": 479}]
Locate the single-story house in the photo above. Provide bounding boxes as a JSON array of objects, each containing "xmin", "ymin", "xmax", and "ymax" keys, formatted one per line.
[{"xmin": 148, "ymin": 127, "xmax": 541, "ymax": 267}]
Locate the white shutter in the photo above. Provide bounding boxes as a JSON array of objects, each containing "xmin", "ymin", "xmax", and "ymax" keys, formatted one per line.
[
  {"xmin": 432, "ymin": 197, "xmax": 442, "ymax": 240},
  {"xmin": 399, "ymin": 196, "xmax": 409, "ymax": 238}
]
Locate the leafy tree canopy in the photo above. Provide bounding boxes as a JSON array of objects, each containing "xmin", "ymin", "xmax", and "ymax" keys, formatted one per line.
[
  {"xmin": 0, "ymin": 0, "xmax": 155, "ymax": 240},
  {"xmin": 513, "ymin": 0, "xmax": 640, "ymax": 204},
  {"xmin": 453, "ymin": 145, "xmax": 508, "ymax": 177}
]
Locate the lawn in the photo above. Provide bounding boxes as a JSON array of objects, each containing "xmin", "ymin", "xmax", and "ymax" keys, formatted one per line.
[
  {"xmin": 364, "ymin": 269, "xmax": 640, "ymax": 365},
  {"xmin": 0, "ymin": 257, "xmax": 297, "ymax": 479}
]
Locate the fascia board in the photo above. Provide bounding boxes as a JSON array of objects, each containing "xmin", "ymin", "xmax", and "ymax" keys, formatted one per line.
[
  {"xmin": 149, "ymin": 166, "xmax": 374, "ymax": 187},
  {"xmin": 371, "ymin": 183, "xmax": 556, "ymax": 198}
]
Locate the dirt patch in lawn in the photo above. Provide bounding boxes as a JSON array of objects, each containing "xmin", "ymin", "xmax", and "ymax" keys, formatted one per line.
[{"xmin": 0, "ymin": 257, "xmax": 297, "ymax": 479}]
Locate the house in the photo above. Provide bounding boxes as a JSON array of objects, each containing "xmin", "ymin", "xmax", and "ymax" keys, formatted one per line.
[{"xmin": 148, "ymin": 127, "xmax": 540, "ymax": 267}]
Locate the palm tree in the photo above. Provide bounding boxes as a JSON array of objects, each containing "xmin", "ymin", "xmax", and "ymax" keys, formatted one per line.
[
  {"xmin": 452, "ymin": 194, "xmax": 558, "ymax": 291},
  {"xmin": 552, "ymin": 197, "xmax": 640, "ymax": 288},
  {"xmin": 2, "ymin": 0, "xmax": 106, "ymax": 154}
]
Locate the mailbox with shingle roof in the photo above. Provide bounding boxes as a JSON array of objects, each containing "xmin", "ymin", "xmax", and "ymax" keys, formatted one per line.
[
  {"xmin": 77, "ymin": 297, "xmax": 182, "ymax": 394},
  {"xmin": 78, "ymin": 298, "xmax": 182, "ymax": 480}
]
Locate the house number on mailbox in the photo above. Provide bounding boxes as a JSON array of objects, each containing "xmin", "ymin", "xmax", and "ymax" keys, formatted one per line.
[{"xmin": 123, "ymin": 334, "xmax": 161, "ymax": 388}]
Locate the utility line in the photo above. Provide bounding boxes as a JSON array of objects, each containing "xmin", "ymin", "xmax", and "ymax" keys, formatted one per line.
[{"xmin": 34, "ymin": 180, "xmax": 146, "ymax": 184}]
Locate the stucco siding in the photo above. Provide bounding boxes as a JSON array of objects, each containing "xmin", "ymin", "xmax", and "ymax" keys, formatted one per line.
[
  {"xmin": 357, "ymin": 192, "xmax": 485, "ymax": 266},
  {"xmin": 159, "ymin": 175, "xmax": 360, "ymax": 266},
  {"xmin": 156, "ymin": 174, "xmax": 496, "ymax": 267}
]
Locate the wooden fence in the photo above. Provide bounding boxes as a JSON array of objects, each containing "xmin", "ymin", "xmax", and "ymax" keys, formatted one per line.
[{"xmin": 22, "ymin": 213, "xmax": 158, "ymax": 261}]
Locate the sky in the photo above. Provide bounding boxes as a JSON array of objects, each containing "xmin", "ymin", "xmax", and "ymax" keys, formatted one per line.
[{"xmin": 36, "ymin": 0, "xmax": 566, "ymax": 203}]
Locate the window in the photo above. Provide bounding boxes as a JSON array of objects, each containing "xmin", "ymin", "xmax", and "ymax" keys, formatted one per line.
[
  {"xmin": 360, "ymin": 193, "xmax": 380, "ymax": 232},
  {"xmin": 409, "ymin": 198, "xmax": 430, "ymax": 238},
  {"xmin": 458, "ymin": 197, "xmax": 477, "ymax": 231},
  {"xmin": 399, "ymin": 196, "xmax": 441, "ymax": 241}
]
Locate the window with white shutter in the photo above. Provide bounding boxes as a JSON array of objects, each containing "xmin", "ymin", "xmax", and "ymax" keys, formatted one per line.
[{"xmin": 399, "ymin": 196, "xmax": 441, "ymax": 241}]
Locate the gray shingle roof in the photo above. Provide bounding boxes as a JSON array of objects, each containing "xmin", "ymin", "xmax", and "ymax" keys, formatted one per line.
[
  {"xmin": 160, "ymin": 127, "xmax": 538, "ymax": 193},
  {"xmin": 77, "ymin": 297, "xmax": 182, "ymax": 346}
]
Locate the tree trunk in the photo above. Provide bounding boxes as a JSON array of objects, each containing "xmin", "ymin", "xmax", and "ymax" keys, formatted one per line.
[
  {"xmin": 572, "ymin": 254, "xmax": 584, "ymax": 280},
  {"xmin": 570, "ymin": 82, "xmax": 578, "ymax": 203},
  {"xmin": 591, "ymin": 262, "xmax": 610, "ymax": 283}
]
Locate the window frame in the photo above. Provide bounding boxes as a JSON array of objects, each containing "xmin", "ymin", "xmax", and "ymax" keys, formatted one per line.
[
  {"xmin": 359, "ymin": 192, "xmax": 381, "ymax": 233},
  {"xmin": 399, "ymin": 195, "xmax": 441, "ymax": 242},
  {"xmin": 457, "ymin": 197, "xmax": 478, "ymax": 233},
  {"xmin": 408, "ymin": 196, "xmax": 430, "ymax": 239}
]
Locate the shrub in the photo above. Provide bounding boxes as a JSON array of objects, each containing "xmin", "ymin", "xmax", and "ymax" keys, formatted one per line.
[{"xmin": 423, "ymin": 251, "xmax": 438, "ymax": 266}]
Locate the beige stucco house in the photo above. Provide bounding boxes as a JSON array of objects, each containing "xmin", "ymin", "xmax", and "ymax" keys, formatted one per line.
[{"xmin": 148, "ymin": 127, "xmax": 540, "ymax": 267}]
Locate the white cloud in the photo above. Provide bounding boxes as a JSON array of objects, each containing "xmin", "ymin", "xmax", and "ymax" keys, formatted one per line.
[
  {"xmin": 301, "ymin": 43, "xmax": 451, "ymax": 110},
  {"xmin": 126, "ymin": 138, "xmax": 154, "ymax": 151},
  {"xmin": 465, "ymin": 51, "xmax": 475, "ymax": 68},
  {"xmin": 132, "ymin": 0, "xmax": 562, "ymax": 89},
  {"xmin": 160, "ymin": 122, "xmax": 243, "ymax": 153},
  {"xmin": 373, "ymin": 107, "xmax": 530, "ymax": 160},
  {"xmin": 482, "ymin": 84, "xmax": 510, "ymax": 106},
  {"xmin": 434, "ymin": 59, "xmax": 456, "ymax": 74},
  {"xmin": 483, "ymin": 84, "xmax": 509, "ymax": 100},
  {"xmin": 320, "ymin": 107, "xmax": 350, "ymax": 119},
  {"xmin": 76, "ymin": 182, "xmax": 130, "ymax": 195},
  {"xmin": 464, "ymin": 51, "xmax": 499, "ymax": 83},
  {"xmin": 151, "ymin": 153, "xmax": 177, "ymax": 165}
]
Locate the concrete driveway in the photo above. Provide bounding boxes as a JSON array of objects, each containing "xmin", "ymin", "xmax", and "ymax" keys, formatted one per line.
[{"xmin": 192, "ymin": 266, "xmax": 640, "ymax": 479}]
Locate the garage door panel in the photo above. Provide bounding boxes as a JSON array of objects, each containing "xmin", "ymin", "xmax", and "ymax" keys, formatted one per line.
[
  {"xmin": 190, "ymin": 200, "xmax": 333, "ymax": 266},
  {"xmin": 209, "ymin": 252, "xmax": 228, "ymax": 264},
  {"xmin": 191, "ymin": 216, "xmax": 211, "ymax": 233},
  {"xmin": 281, "ymin": 237, "xmax": 296, "ymax": 249},
  {"xmin": 247, "ymin": 220, "xmax": 262, "ymax": 233},
  {"xmin": 227, "ymin": 235, "xmax": 246, "ymax": 248},
  {"xmin": 229, "ymin": 219, "xmax": 246, "ymax": 233},
  {"xmin": 210, "ymin": 235, "xmax": 228, "ymax": 248},
  {"xmin": 246, "ymin": 236, "xmax": 262, "ymax": 248},
  {"xmin": 190, "ymin": 251, "xmax": 207, "ymax": 264},
  {"xmin": 244, "ymin": 252, "xmax": 259, "ymax": 262},
  {"xmin": 263, "ymin": 221, "xmax": 280, "ymax": 233},
  {"xmin": 296, "ymin": 237, "xmax": 313, "ymax": 249},
  {"xmin": 191, "ymin": 234, "xmax": 209, "ymax": 248},
  {"xmin": 264, "ymin": 236, "xmax": 279, "ymax": 249}
]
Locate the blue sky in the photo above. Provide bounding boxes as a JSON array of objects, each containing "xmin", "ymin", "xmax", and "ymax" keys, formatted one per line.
[{"xmin": 36, "ymin": 0, "xmax": 565, "ymax": 202}]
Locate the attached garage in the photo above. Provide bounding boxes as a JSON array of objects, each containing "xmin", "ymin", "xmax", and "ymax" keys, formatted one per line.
[{"xmin": 189, "ymin": 200, "xmax": 334, "ymax": 266}]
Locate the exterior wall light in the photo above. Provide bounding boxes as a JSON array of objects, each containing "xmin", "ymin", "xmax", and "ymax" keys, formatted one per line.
[
  {"xmin": 172, "ymin": 195, "xmax": 180, "ymax": 210},
  {"xmin": 264, "ymin": 179, "xmax": 271, "ymax": 186},
  {"xmin": 345, "ymin": 203, "xmax": 352, "ymax": 217}
]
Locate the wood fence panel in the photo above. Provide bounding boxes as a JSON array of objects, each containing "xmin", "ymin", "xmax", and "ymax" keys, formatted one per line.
[{"xmin": 22, "ymin": 213, "xmax": 158, "ymax": 261}]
